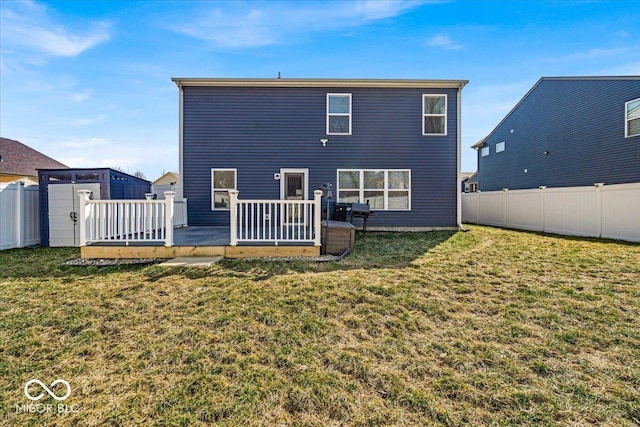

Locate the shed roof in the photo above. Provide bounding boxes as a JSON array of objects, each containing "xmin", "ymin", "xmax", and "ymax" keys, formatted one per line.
[{"xmin": 0, "ymin": 137, "xmax": 68, "ymax": 177}]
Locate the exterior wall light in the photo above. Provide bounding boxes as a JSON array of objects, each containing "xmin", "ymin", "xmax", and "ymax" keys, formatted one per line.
[{"xmin": 320, "ymin": 139, "xmax": 328, "ymax": 147}]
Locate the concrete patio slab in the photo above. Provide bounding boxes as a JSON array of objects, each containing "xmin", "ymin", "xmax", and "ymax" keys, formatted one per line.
[{"xmin": 159, "ymin": 256, "xmax": 223, "ymax": 267}]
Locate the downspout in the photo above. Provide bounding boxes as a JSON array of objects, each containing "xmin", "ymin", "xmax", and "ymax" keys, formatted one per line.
[
  {"xmin": 178, "ymin": 84, "xmax": 184, "ymax": 201},
  {"xmin": 456, "ymin": 83, "xmax": 464, "ymax": 229}
]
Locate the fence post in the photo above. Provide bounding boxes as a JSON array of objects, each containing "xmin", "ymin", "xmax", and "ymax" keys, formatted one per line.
[
  {"xmin": 164, "ymin": 191, "xmax": 175, "ymax": 247},
  {"xmin": 539, "ymin": 186, "xmax": 546, "ymax": 232},
  {"xmin": 313, "ymin": 190, "xmax": 323, "ymax": 247},
  {"xmin": 594, "ymin": 183, "xmax": 604, "ymax": 238},
  {"xmin": 15, "ymin": 182, "xmax": 24, "ymax": 248},
  {"xmin": 77, "ymin": 190, "xmax": 92, "ymax": 246},
  {"xmin": 502, "ymin": 188, "xmax": 509, "ymax": 226}
]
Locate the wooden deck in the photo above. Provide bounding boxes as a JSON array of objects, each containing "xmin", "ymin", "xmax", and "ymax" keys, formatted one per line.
[
  {"xmin": 80, "ymin": 226, "xmax": 320, "ymax": 259},
  {"xmin": 81, "ymin": 245, "xmax": 320, "ymax": 259}
]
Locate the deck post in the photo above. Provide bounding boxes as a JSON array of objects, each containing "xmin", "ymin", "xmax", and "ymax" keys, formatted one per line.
[
  {"xmin": 229, "ymin": 190, "xmax": 239, "ymax": 246},
  {"xmin": 77, "ymin": 190, "xmax": 92, "ymax": 246},
  {"xmin": 164, "ymin": 191, "xmax": 175, "ymax": 247},
  {"xmin": 313, "ymin": 190, "xmax": 323, "ymax": 247}
]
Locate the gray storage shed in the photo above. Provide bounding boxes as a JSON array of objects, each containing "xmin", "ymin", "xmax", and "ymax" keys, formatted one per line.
[{"xmin": 38, "ymin": 168, "xmax": 151, "ymax": 247}]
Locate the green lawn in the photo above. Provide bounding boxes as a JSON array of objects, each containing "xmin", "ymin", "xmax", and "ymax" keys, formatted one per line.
[{"xmin": 1, "ymin": 226, "xmax": 639, "ymax": 426}]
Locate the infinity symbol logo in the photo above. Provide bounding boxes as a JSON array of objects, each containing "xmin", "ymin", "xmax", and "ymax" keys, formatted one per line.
[{"xmin": 24, "ymin": 379, "xmax": 71, "ymax": 401}]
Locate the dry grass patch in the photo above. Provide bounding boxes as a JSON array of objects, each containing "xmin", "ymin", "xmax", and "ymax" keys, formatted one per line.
[{"xmin": 0, "ymin": 226, "xmax": 639, "ymax": 426}]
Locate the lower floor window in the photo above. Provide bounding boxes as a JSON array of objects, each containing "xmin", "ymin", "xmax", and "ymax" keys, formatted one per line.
[
  {"xmin": 337, "ymin": 169, "xmax": 411, "ymax": 210},
  {"xmin": 211, "ymin": 168, "xmax": 236, "ymax": 210}
]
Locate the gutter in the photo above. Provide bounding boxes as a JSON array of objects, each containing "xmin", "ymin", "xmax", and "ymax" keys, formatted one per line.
[{"xmin": 172, "ymin": 77, "xmax": 468, "ymax": 90}]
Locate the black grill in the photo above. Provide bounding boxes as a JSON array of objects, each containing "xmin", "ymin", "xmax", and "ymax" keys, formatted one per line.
[
  {"xmin": 334, "ymin": 202, "xmax": 373, "ymax": 230},
  {"xmin": 350, "ymin": 203, "xmax": 372, "ymax": 231}
]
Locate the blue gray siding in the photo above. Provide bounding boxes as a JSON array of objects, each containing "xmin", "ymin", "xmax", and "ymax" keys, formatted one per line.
[
  {"xmin": 474, "ymin": 78, "xmax": 640, "ymax": 191},
  {"xmin": 182, "ymin": 86, "xmax": 460, "ymax": 227}
]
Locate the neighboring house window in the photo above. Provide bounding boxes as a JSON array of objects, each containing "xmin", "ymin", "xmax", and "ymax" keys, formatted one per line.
[
  {"xmin": 481, "ymin": 146, "xmax": 489, "ymax": 157},
  {"xmin": 469, "ymin": 182, "xmax": 478, "ymax": 193},
  {"xmin": 626, "ymin": 98, "xmax": 640, "ymax": 138},
  {"xmin": 423, "ymin": 94, "xmax": 447, "ymax": 135},
  {"xmin": 327, "ymin": 94, "xmax": 352, "ymax": 135},
  {"xmin": 496, "ymin": 141, "xmax": 505, "ymax": 153},
  {"xmin": 337, "ymin": 169, "xmax": 411, "ymax": 210},
  {"xmin": 211, "ymin": 168, "xmax": 236, "ymax": 210}
]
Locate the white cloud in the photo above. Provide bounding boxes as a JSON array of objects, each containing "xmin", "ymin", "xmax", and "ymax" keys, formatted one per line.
[
  {"xmin": 567, "ymin": 47, "xmax": 626, "ymax": 61},
  {"xmin": 70, "ymin": 116, "xmax": 107, "ymax": 126},
  {"xmin": 71, "ymin": 90, "xmax": 92, "ymax": 103},
  {"xmin": 426, "ymin": 34, "xmax": 462, "ymax": 51},
  {"xmin": 170, "ymin": 0, "xmax": 431, "ymax": 48},
  {"xmin": 61, "ymin": 156, "xmax": 136, "ymax": 170},
  {"xmin": 174, "ymin": 9, "xmax": 275, "ymax": 48},
  {"xmin": 0, "ymin": 1, "xmax": 111, "ymax": 60},
  {"xmin": 58, "ymin": 137, "xmax": 111, "ymax": 148},
  {"xmin": 353, "ymin": 0, "xmax": 429, "ymax": 20}
]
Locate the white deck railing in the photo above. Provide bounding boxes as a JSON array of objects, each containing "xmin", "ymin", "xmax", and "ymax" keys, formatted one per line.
[
  {"xmin": 78, "ymin": 190, "xmax": 176, "ymax": 247},
  {"xmin": 229, "ymin": 190, "xmax": 322, "ymax": 246},
  {"xmin": 173, "ymin": 199, "xmax": 188, "ymax": 228}
]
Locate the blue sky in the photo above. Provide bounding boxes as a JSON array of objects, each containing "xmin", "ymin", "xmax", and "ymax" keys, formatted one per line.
[{"xmin": 1, "ymin": 0, "xmax": 638, "ymax": 180}]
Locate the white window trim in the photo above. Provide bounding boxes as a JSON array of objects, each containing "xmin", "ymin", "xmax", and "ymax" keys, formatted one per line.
[
  {"xmin": 481, "ymin": 146, "xmax": 489, "ymax": 157},
  {"xmin": 327, "ymin": 93, "xmax": 352, "ymax": 136},
  {"xmin": 422, "ymin": 94, "xmax": 447, "ymax": 136},
  {"xmin": 625, "ymin": 97, "xmax": 640, "ymax": 138},
  {"xmin": 496, "ymin": 141, "xmax": 505, "ymax": 153},
  {"xmin": 336, "ymin": 169, "xmax": 411, "ymax": 211},
  {"xmin": 211, "ymin": 168, "xmax": 237, "ymax": 211},
  {"xmin": 279, "ymin": 168, "xmax": 309, "ymax": 200}
]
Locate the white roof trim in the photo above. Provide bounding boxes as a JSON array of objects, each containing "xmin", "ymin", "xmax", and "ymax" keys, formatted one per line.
[{"xmin": 171, "ymin": 78, "xmax": 468, "ymax": 89}]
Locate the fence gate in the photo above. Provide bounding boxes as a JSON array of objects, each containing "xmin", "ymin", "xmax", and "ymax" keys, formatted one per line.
[{"xmin": 48, "ymin": 183, "xmax": 101, "ymax": 247}]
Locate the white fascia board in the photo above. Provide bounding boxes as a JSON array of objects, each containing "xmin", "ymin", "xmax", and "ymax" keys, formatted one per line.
[{"xmin": 171, "ymin": 78, "xmax": 469, "ymax": 90}]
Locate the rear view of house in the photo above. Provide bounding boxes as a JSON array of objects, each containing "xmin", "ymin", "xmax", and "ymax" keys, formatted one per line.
[{"xmin": 173, "ymin": 78, "xmax": 468, "ymax": 230}]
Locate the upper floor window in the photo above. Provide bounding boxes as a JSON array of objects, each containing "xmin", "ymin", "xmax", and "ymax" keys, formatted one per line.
[
  {"xmin": 211, "ymin": 168, "xmax": 236, "ymax": 210},
  {"xmin": 423, "ymin": 94, "xmax": 447, "ymax": 135},
  {"xmin": 626, "ymin": 98, "xmax": 640, "ymax": 138},
  {"xmin": 496, "ymin": 141, "xmax": 505, "ymax": 153},
  {"xmin": 481, "ymin": 146, "xmax": 489, "ymax": 157},
  {"xmin": 327, "ymin": 94, "xmax": 352, "ymax": 135}
]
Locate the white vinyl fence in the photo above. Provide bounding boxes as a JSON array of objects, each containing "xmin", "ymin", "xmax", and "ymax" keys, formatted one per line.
[
  {"xmin": 0, "ymin": 182, "xmax": 40, "ymax": 250},
  {"xmin": 462, "ymin": 183, "xmax": 640, "ymax": 242}
]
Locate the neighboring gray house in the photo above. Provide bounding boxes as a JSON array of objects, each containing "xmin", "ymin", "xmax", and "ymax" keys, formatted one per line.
[
  {"xmin": 470, "ymin": 76, "xmax": 640, "ymax": 191},
  {"xmin": 172, "ymin": 77, "xmax": 468, "ymax": 229}
]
